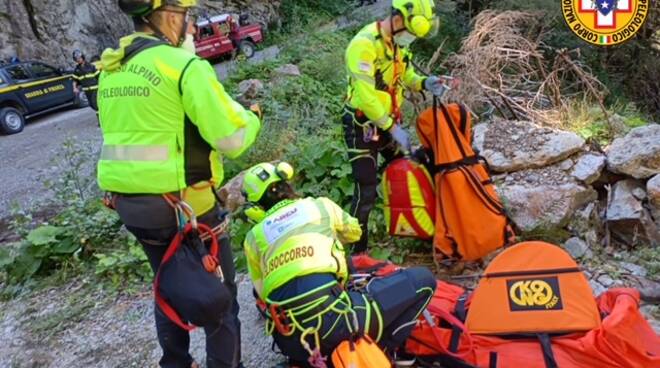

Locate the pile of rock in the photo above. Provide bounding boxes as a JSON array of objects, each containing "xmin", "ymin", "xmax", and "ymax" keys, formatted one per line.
[
  {"xmin": 474, "ymin": 121, "xmax": 660, "ymax": 253},
  {"xmin": 475, "ymin": 120, "xmax": 659, "ymax": 312}
]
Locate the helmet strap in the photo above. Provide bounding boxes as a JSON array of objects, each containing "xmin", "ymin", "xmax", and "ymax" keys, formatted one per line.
[
  {"xmin": 141, "ymin": 8, "xmax": 189, "ymax": 47},
  {"xmin": 176, "ymin": 13, "xmax": 188, "ymax": 47},
  {"xmin": 388, "ymin": 17, "xmax": 402, "ymax": 55},
  {"xmin": 142, "ymin": 16, "xmax": 170, "ymax": 43}
]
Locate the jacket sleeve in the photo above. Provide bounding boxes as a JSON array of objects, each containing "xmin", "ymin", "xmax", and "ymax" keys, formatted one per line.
[
  {"xmin": 320, "ymin": 197, "xmax": 362, "ymax": 245},
  {"xmin": 345, "ymin": 37, "xmax": 394, "ymax": 131},
  {"xmin": 402, "ymin": 50, "xmax": 425, "ymax": 92},
  {"xmin": 181, "ymin": 59, "xmax": 261, "ymax": 159},
  {"xmin": 244, "ymin": 231, "xmax": 264, "ymax": 299}
]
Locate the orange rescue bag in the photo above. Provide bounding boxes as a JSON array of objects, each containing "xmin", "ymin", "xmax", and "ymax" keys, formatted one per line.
[
  {"xmin": 416, "ymin": 99, "xmax": 514, "ymax": 261},
  {"xmin": 404, "ymin": 242, "xmax": 660, "ymax": 368}
]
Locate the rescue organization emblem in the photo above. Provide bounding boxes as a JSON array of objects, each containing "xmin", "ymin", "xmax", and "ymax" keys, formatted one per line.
[
  {"xmin": 507, "ymin": 277, "xmax": 563, "ymax": 312},
  {"xmin": 562, "ymin": 0, "xmax": 649, "ymax": 46}
]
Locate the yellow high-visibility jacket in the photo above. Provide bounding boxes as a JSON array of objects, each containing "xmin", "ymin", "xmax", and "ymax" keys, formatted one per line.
[
  {"xmin": 244, "ymin": 197, "xmax": 362, "ymax": 301},
  {"xmin": 345, "ymin": 22, "xmax": 426, "ymax": 130}
]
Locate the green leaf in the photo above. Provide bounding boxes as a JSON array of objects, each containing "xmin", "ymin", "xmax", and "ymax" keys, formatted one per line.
[
  {"xmin": 338, "ymin": 177, "xmax": 354, "ymax": 196},
  {"xmin": 0, "ymin": 247, "xmax": 16, "ymax": 268},
  {"xmin": 370, "ymin": 247, "xmax": 392, "ymax": 261},
  {"xmin": 9, "ymin": 252, "xmax": 42, "ymax": 279},
  {"xmin": 51, "ymin": 238, "xmax": 81, "ymax": 254},
  {"xmin": 27, "ymin": 226, "xmax": 64, "ymax": 245}
]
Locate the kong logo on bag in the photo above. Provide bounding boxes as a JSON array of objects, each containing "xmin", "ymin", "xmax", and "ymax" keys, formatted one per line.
[{"xmin": 507, "ymin": 277, "xmax": 563, "ymax": 312}]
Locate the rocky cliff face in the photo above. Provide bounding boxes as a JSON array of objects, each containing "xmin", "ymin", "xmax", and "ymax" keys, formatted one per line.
[{"xmin": 0, "ymin": 0, "xmax": 280, "ymax": 68}]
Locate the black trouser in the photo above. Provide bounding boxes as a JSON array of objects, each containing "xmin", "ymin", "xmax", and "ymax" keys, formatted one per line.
[
  {"xmin": 115, "ymin": 196, "xmax": 241, "ymax": 368},
  {"xmin": 272, "ymin": 267, "xmax": 436, "ymax": 367},
  {"xmin": 85, "ymin": 89, "xmax": 98, "ymax": 111},
  {"xmin": 342, "ymin": 108, "xmax": 401, "ymax": 253}
]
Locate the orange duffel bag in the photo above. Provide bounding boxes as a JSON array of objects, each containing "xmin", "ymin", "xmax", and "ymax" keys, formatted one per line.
[
  {"xmin": 404, "ymin": 241, "xmax": 660, "ymax": 368},
  {"xmin": 382, "ymin": 157, "xmax": 436, "ymax": 239},
  {"xmin": 416, "ymin": 99, "xmax": 514, "ymax": 261}
]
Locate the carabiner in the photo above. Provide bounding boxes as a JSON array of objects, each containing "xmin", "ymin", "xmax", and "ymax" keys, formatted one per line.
[{"xmin": 269, "ymin": 304, "xmax": 293, "ymax": 336}]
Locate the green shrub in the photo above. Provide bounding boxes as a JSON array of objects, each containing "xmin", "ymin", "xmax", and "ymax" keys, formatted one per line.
[
  {"xmin": 0, "ymin": 138, "xmax": 150, "ymax": 291},
  {"xmin": 278, "ymin": 0, "xmax": 354, "ymax": 34}
]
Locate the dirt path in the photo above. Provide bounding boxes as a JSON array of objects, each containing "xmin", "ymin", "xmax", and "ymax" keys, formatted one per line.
[
  {"xmin": 0, "ymin": 275, "xmax": 282, "ymax": 368},
  {"xmin": 0, "ymin": 107, "xmax": 101, "ymax": 220}
]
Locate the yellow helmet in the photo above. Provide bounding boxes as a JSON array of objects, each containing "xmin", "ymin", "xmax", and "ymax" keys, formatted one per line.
[
  {"xmin": 118, "ymin": 0, "xmax": 197, "ymax": 17},
  {"xmin": 391, "ymin": 0, "xmax": 439, "ymax": 38},
  {"xmin": 241, "ymin": 162, "xmax": 295, "ymax": 222}
]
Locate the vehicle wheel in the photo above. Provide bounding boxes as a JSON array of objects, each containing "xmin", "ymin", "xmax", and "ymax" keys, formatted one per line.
[
  {"xmin": 74, "ymin": 91, "xmax": 90, "ymax": 108},
  {"xmin": 0, "ymin": 107, "xmax": 25, "ymax": 135},
  {"xmin": 239, "ymin": 40, "xmax": 256, "ymax": 59}
]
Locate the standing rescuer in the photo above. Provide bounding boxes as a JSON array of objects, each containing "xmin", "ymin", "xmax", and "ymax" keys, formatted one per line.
[
  {"xmin": 343, "ymin": 0, "xmax": 452, "ymax": 254},
  {"xmin": 97, "ymin": 1, "xmax": 261, "ymax": 367},
  {"xmin": 72, "ymin": 49, "xmax": 100, "ymax": 112},
  {"xmin": 242, "ymin": 162, "xmax": 436, "ymax": 367}
]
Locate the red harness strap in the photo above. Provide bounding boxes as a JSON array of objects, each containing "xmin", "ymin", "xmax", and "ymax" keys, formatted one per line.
[{"xmin": 153, "ymin": 222, "xmax": 220, "ymax": 331}]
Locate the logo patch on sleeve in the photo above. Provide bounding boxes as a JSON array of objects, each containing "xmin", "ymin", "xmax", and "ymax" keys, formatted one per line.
[{"xmin": 358, "ymin": 61, "xmax": 372, "ymax": 73}]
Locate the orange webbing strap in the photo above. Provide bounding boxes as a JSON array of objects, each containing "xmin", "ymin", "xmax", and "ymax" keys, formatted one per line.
[
  {"xmin": 153, "ymin": 222, "xmax": 220, "ymax": 331},
  {"xmin": 389, "ymin": 45, "xmax": 403, "ymax": 124}
]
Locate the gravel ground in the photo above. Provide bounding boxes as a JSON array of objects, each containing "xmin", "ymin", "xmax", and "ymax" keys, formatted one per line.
[
  {"xmin": 0, "ymin": 107, "xmax": 101, "ymax": 219},
  {"xmin": 0, "ymin": 275, "xmax": 282, "ymax": 368}
]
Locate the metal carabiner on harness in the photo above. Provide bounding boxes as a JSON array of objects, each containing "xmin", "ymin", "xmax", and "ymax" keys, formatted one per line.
[
  {"xmin": 269, "ymin": 304, "xmax": 293, "ymax": 336},
  {"xmin": 164, "ymin": 194, "xmax": 226, "ymax": 282},
  {"xmin": 300, "ymin": 328, "xmax": 328, "ymax": 368},
  {"xmin": 363, "ymin": 123, "xmax": 380, "ymax": 143}
]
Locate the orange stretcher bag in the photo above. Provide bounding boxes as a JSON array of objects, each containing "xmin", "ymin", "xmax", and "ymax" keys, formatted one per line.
[
  {"xmin": 382, "ymin": 158, "xmax": 436, "ymax": 239},
  {"xmin": 403, "ymin": 241, "xmax": 660, "ymax": 368},
  {"xmin": 416, "ymin": 99, "xmax": 514, "ymax": 261}
]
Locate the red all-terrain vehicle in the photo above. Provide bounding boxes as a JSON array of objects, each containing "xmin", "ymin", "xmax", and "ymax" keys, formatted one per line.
[{"xmin": 194, "ymin": 14, "xmax": 264, "ymax": 60}]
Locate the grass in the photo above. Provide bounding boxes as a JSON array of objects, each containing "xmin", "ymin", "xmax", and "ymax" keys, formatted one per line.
[{"xmin": 561, "ymin": 99, "xmax": 652, "ymax": 145}]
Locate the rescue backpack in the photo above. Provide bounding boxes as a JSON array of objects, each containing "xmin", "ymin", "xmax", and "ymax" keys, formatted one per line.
[
  {"xmin": 154, "ymin": 222, "xmax": 231, "ymax": 331},
  {"xmin": 399, "ymin": 241, "xmax": 660, "ymax": 368},
  {"xmin": 416, "ymin": 99, "xmax": 514, "ymax": 261},
  {"xmin": 382, "ymin": 158, "xmax": 436, "ymax": 239}
]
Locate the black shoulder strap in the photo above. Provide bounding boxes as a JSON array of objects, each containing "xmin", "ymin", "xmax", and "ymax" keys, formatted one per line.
[
  {"xmin": 449, "ymin": 292, "xmax": 469, "ymax": 353},
  {"xmin": 437, "ymin": 98, "xmax": 468, "ymax": 159},
  {"xmin": 537, "ymin": 333, "xmax": 559, "ymax": 368},
  {"xmin": 178, "ymin": 58, "xmax": 197, "ymax": 95},
  {"xmin": 458, "ymin": 104, "xmax": 468, "ymax": 137},
  {"xmin": 489, "ymin": 352, "xmax": 498, "ymax": 368},
  {"xmin": 122, "ymin": 37, "xmax": 168, "ymax": 65}
]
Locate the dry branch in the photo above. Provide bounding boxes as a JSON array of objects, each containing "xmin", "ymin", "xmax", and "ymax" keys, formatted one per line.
[{"xmin": 418, "ymin": 10, "xmax": 610, "ymax": 126}]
